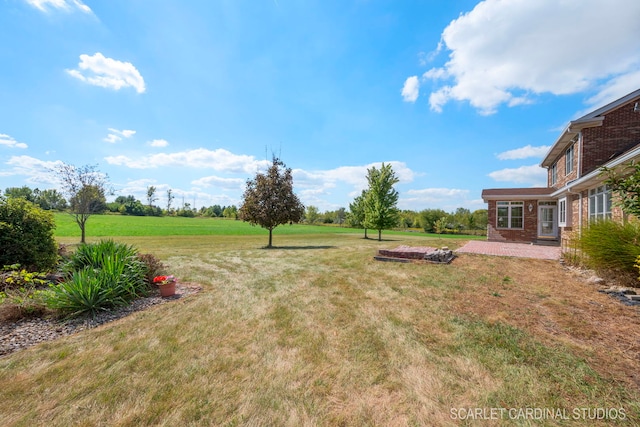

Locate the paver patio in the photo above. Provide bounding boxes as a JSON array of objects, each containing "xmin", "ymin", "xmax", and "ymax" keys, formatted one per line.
[{"xmin": 455, "ymin": 240, "xmax": 562, "ymax": 260}]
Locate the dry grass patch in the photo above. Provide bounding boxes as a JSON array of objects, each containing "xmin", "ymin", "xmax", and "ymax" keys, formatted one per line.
[{"xmin": 2, "ymin": 234, "xmax": 639, "ymax": 426}]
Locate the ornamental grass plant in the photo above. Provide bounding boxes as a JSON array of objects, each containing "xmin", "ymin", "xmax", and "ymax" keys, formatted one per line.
[
  {"xmin": 46, "ymin": 240, "xmax": 150, "ymax": 317},
  {"xmin": 577, "ymin": 219, "xmax": 640, "ymax": 278}
]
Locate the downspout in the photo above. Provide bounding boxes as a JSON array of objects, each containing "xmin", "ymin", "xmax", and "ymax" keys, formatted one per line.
[
  {"xmin": 576, "ymin": 132, "xmax": 583, "ymax": 236},
  {"xmin": 577, "ymin": 132, "xmax": 582, "ymax": 180}
]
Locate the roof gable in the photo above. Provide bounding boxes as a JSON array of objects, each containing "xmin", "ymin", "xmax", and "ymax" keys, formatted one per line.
[{"xmin": 540, "ymin": 88, "xmax": 640, "ymax": 168}]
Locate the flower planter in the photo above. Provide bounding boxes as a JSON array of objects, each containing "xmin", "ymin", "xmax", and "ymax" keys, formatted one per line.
[{"xmin": 158, "ymin": 281, "xmax": 176, "ymax": 297}]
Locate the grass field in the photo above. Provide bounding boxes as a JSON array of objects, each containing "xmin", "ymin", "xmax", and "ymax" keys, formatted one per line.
[
  {"xmin": 52, "ymin": 213, "xmax": 485, "ymax": 240},
  {"xmin": 1, "ymin": 216, "xmax": 639, "ymax": 426}
]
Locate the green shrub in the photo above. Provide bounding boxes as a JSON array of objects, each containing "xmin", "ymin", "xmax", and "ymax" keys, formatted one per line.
[
  {"xmin": 0, "ymin": 197, "xmax": 58, "ymax": 271},
  {"xmin": 48, "ymin": 240, "xmax": 151, "ymax": 317},
  {"xmin": 63, "ymin": 240, "xmax": 149, "ymax": 295},
  {"xmin": 579, "ymin": 220, "xmax": 640, "ymax": 276}
]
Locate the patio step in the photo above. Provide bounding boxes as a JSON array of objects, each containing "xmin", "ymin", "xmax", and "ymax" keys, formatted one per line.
[{"xmin": 534, "ymin": 237, "xmax": 560, "ymax": 246}]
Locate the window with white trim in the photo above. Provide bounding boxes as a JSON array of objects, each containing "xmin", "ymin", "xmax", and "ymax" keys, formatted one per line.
[
  {"xmin": 550, "ymin": 163, "xmax": 557, "ymax": 185},
  {"xmin": 565, "ymin": 144, "xmax": 574, "ymax": 174},
  {"xmin": 588, "ymin": 185, "xmax": 612, "ymax": 221},
  {"xmin": 558, "ymin": 197, "xmax": 569, "ymax": 227},
  {"xmin": 496, "ymin": 201, "xmax": 524, "ymax": 229}
]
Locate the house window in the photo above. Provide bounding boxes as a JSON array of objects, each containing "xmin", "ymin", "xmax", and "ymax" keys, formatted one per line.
[
  {"xmin": 496, "ymin": 201, "xmax": 524, "ymax": 229},
  {"xmin": 588, "ymin": 185, "xmax": 612, "ymax": 221},
  {"xmin": 550, "ymin": 163, "xmax": 557, "ymax": 185},
  {"xmin": 558, "ymin": 197, "xmax": 569, "ymax": 227},
  {"xmin": 565, "ymin": 144, "xmax": 574, "ymax": 174}
]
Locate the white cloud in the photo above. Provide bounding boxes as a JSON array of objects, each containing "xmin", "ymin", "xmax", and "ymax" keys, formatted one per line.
[
  {"xmin": 104, "ymin": 134, "xmax": 121, "ymax": 144},
  {"xmin": 583, "ymin": 69, "xmax": 640, "ymax": 112},
  {"xmin": 399, "ymin": 188, "xmax": 483, "ymax": 212},
  {"xmin": 3, "ymin": 155, "xmax": 63, "ymax": 185},
  {"xmin": 294, "ymin": 161, "xmax": 416, "ymax": 195},
  {"xmin": 0, "ymin": 134, "xmax": 28, "ymax": 149},
  {"xmin": 25, "ymin": 0, "xmax": 92, "ymax": 14},
  {"xmin": 105, "ymin": 148, "xmax": 270, "ymax": 173},
  {"xmin": 497, "ymin": 145, "xmax": 550, "ymax": 160},
  {"xmin": 148, "ymin": 139, "xmax": 169, "ymax": 147},
  {"xmin": 191, "ymin": 175, "xmax": 245, "ymax": 189},
  {"xmin": 488, "ymin": 164, "xmax": 547, "ymax": 186},
  {"xmin": 66, "ymin": 53, "xmax": 146, "ymax": 93},
  {"xmin": 417, "ymin": 0, "xmax": 640, "ymax": 114},
  {"xmin": 104, "ymin": 128, "xmax": 136, "ymax": 143},
  {"xmin": 401, "ymin": 76, "xmax": 420, "ymax": 103}
]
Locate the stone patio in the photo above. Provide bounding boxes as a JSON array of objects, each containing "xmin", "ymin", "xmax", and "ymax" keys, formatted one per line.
[{"xmin": 455, "ymin": 240, "xmax": 562, "ymax": 260}]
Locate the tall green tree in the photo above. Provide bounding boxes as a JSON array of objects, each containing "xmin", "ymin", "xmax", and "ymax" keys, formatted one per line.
[
  {"xmin": 222, "ymin": 205, "xmax": 238, "ymax": 219},
  {"xmin": 363, "ymin": 163, "xmax": 399, "ymax": 241},
  {"xmin": 146, "ymin": 186, "xmax": 157, "ymax": 207},
  {"xmin": 239, "ymin": 157, "xmax": 305, "ymax": 248},
  {"xmin": 348, "ymin": 190, "xmax": 369, "ymax": 238},
  {"xmin": 419, "ymin": 208, "xmax": 448, "ymax": 233},
  {"xmin": 471, "ymin": 209, "xmax": 488, "ymax": 230},
  {"xmin": 305, "ymin": 205, "xmax": 320, "ymax": 224},
  {"xmin": 4, "ymin": 186, "xmax": 36, "ymax": 202},
  {"xmin": 335, "ymin": 207, "xmax": 346, "ymax": 226},
  {"xmin": 53, "ymin": 163, "xmax": 110, "ymax": 243},
  {"xmin": 34, "ymin": 189, "xmax": 68, "ymax": 210},
  {"xmin": 166, "ymin": 189, "xmax": 175, "ymax": 213}
]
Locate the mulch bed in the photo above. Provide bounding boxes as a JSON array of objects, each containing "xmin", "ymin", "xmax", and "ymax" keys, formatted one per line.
[{"xmin": 0, "ymin": 283, "xmax": 201, "ymax": 357}]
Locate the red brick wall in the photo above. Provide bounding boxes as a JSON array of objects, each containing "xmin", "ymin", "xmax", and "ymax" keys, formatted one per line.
[
  {"xmin": 581, "ymin": 101, "xmax": 640, "ymax": 176},
  {"xmin": 486, "ymin": 200, "xmax": 539, "ymax": 242},
  {"xmin": 548, "ymin": 141, "xmax": 579, "ymax": 188}
]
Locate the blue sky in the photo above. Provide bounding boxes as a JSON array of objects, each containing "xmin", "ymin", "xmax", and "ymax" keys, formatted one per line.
[{"xmin": 1, "ymin": 0, "xmax": 639, "ymax": 213}]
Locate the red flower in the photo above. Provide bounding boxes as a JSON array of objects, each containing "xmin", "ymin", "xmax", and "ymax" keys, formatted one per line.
[{"xmin": 153, "ymin": 275, "xmax": 175, "ymax": 285}]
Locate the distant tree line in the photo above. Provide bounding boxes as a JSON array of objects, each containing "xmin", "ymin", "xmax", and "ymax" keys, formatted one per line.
[
  {"xmin": 3, "ymin": 186, "xmax": 68, "ymax": 211},
  {"xmin": 303, "ymin": 204, "xmax": 487, "ymax": 235},
  {"xmin": 4, "ymin": 160, "xmax": 487, "ymax": 246},
  {"xmin": 4, "ymin": 185, "xmax": 239, "ymax": 218}
]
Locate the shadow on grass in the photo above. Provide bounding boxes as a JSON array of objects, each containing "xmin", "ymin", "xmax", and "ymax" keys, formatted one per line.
[{"xmin": 261, "ymin": 245, "xmax": 336, "ymax": 250}]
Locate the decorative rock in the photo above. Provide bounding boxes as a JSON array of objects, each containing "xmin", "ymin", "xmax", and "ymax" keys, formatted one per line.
[
  {"xmin": 586, "ymin": 276, "xmax": 605, "ymax": 285},
  {"xmin": 601, "ymin": 287, "xmax": 637, "ymax": 295},
  {"xmin": 424, "ymin": 249, "xmax": 456, "ymax": 264}
]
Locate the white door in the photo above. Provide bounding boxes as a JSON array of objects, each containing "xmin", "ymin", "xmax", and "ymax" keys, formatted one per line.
[{"xmin": 538, "ymin": 205, "xmax": 557, "ymax": 237}]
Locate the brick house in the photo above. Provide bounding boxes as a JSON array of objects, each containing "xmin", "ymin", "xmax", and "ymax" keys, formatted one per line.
[{"xmin": 482, "ymin": 88, "xmax": 640, "ymax": 244}]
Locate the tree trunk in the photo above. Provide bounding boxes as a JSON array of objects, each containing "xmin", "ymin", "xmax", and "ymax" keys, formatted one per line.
[
  {"xmin": 364, "ymin": 228, "xmax": 368, "ymax": 239},
  {"xmin": 77, "ymin": 217, "xmax": 87, "ymax": 244},
  {"xmin": 268, "ymin": 227, "xmax": 273, "ymax": 248},
  {"xmin": 378, "ymin": 229, "xmax": 382, "ymax": 241}
]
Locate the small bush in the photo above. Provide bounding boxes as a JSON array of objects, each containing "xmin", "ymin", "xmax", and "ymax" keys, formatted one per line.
[
  {"xmin": 0, "ymin": 197, "xmax": 58, "ymax": 271},
  {"xmin": 0, "ymin": 264, "xmax": 52, "ymax": 320},
  {"xmin": 579, "ymin": 220, "xmax": 640, "ymax": 277},
  {"xmin": 137, "ymin": 253, "xmax": 167, "ymax": 285},
  {"xmin": 1, "ymin": 264, "xmax": 50, "ymax": 292}
]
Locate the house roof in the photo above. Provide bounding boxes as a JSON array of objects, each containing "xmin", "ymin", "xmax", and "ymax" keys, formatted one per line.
[
  {"xmin": 481, "ymin": 187, "xmax": 554, "ymax": 202},
  {"xmin": 540, "ymin": 88, "xmax": 640, "ymax": 168}
]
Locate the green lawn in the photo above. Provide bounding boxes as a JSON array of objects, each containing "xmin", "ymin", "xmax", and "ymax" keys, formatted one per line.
[
  {"xmin": 2, "ymin": 216, "xmax": 637, "ymax": 426},
  {"xmin": 53, "ymin": 213, "xmax": 485, "ymax": 240}
]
